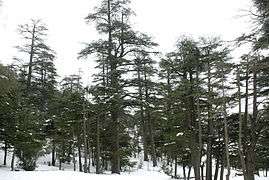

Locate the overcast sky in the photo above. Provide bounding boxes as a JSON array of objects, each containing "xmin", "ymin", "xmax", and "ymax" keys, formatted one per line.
[{"xmin": 0, "ymin": 0, "xmax": 252, "ymax": 85}]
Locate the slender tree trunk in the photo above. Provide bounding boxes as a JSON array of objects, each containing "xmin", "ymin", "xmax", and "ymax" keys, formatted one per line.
[
  {"xmin": 244, "ymin": 61, "xmax": 252, "ymax": 180},
  {"xmin": 111, "ymin": 110, "xmax": 120, "ymax": 174},
  {"xmin": 222, "ymin": 69, "xmax": 230, "ymax": 180},
  {"xmin": 220, "ymin": 160, "xmax": 224, "ymax": 180},
  {"xmin": 78, "ymin": 142, "xmax": 82, "ymax": 172},
  {"xmin": 183, "ymin": 164, "xmax": 187, "ymax": 180},
  {"xmin": 192, "ymin": 153, "xmax": 201, "ymax": 180},
  {"xmin": 196, "ymin": 69, "xmax": 202, "ymax": 180},
  {"xmin": 27, "ymin": 24, "xmax": 36, "ymax": 89},
  {"xmin": 137, "ymin": 65, "xmax": 149, "ymax": 161},
  {"xmin": 60, "ymin": 141, "xmax": 64, "ymax": 170},
  {"xmin": 188, "ymin": 166, "xmax": 192, "ymax": 180},
  {"xmin": 144, "ymin": 70, "xmax": 157, "ymax": 167},
  {"xmin": 206, "ymin": 62, "xmax": 213, "ymax": 180},
  {"xmin": 96, "ymin": 116, "xmax": 101, "ymax": 174},
  {"xmin": 214, "ymin": 158, "xmax": 220, "ymax": 180},
  {"xmin": 3, "ymin": 141, "xmax": 7, "ymax": 165},
  {"xmin": 91, "ymin": 146, "xmax": 95, "ymax": 167},
  {"xmin": 174, "ymin": 155, "xmax": 178, "ymax": 178},
  {"xmin": 237, "ymin": 66, "xmax": 248, "ymax": 180},
  {"xmin": 147, "ymin": 110, "xmax": 157, "ymax": 167},
  {"xmin": 87, "ymin": 139, "xmax": 91, "ymax": 173},
  {"xmin": 73, "ymin": 153, "xmax": 76, "ymax": 171},
  {"xmin": 83, "ymin": 104, "xmax": 88, "ymax": 173},
  {"xmin": 201, "ymin": 163, "xmax": 205, "ymax": 180},
  {"xmin": 245, "ymin": 63, "xmax": 257, "ymax": 180},
  {"xmin": 11, "ymin": 149, "xmax": 15, "ymax": 171},
  {"xmin": 52, "ymin": 142, "xmax": 56, "ymax": 166},
  {"xmin": 59, "ymin": 158, "xmax": 62, "ymax": 170}
]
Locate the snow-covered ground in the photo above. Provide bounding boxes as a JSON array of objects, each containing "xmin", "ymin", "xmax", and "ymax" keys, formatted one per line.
[
  {"xmin": 0, "ymin": 147, "xmax": 169, "ymax": 180},
  {"xmin": 1, "ymin": 168, "xmax": 170, "ymax": 180},
  {"xmin": 0, "ymin": 147, "xmax": 268, "ymax": 180}
]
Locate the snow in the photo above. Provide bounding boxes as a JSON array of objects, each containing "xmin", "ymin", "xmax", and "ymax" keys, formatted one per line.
[
  {"xmin": 0, "ymin": 75, "xmax": 8, "ymax": 80},
  {"xmin": 1, "ymin": 169, "xmax": 170, "ymax": 180},
  {"xmin": 0, "ymin": 145, "xmax": 268, "ymax": 180},
  {"xmin": 176, "ymin": 132, "xmax": 184, "ymax": 137},
  {"xmin": 164, "ymin": 142, "xmax": 175, "ymax": 146},
  {"xmin": 0, "ymin": 145, "xmax": 170, "ymax": 180}
]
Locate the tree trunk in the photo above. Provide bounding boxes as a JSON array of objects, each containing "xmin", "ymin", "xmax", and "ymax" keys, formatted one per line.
[
  {"xmin": 245, "ymin": 62, "xmax": 258, "ymax": 180},
  {"xmin": 27, "ymin": 24, "xmax": 36, "ymax": 89},
  {"xmin": 222, "ymin": 69, "xmax": 230, "ymax": 180},
  {"xmin": 111, "ymin": 109, "xmax": 120, "ymax": 174},
  {"xmin": 183, "ymin": 165, "xmax": 187, "ymax": 180},
  {"xmin": 174, "ymin": 155, "xmax": 178, "ymax": 178},
  {"xmin": 107, "ymin": 0, "xmax": 120, "ymax": 173},
  {"xmin": 59, "ymin": 158, "xmax": 62, "ymax": 170},
  {"xmin": 245, "ymin": 146, "xmax": 255, "ymax": 180},
  {"xmin": 147, "ymin": 110, "xmax": 157, "ymax": 167},
  {"xmin": 144, "ymin": 70, "xmax": 157, "ymax": 167},
  {"xmin": 11, "ymin": 149, "xmax": 15, "ymax": 171},
  {"xmin": 137, "ymin": 64, "xmax": 149, "ymax": 162},
  {"xmin": 52, "ymin": 142, "xmax": 56, "ymax": 166},
  {"xmin": 3, "ymin": 142, "xmax": 7, "ymax": 165},
  {"xmin": 73, "ymin": 152, "xmax": 76, "ymax": 171},
  {"xmin": 96, "ymin": 116, "xmax": 101, "ymax": 174},
  {"xmin": 91, "ymin": 145, "xmax": 95, "ymax": 167},
  {"xmin": 201, "ymin": 163, "xmax": 205, "ymax": 180},
  {"xmin": 220, "ymin": 160, "xmax": 224, "ymax": 180},
  {"xmin": 206, "ymin": 61, "xmax": 213, "ymax": 180},
  {"xmin": 78, "ymin": 142, "xmax": 83, "ymax": 172},
  {"xmin": 196, "ymin": 69, "xmax": 202, "ymax": 180},
  {"xmin": 83, "ymin": 104, "xmax": 88, "ymax": 173},
  {"xmin": 188, "ymin": 166, "xmax": 192, "ymax": 180},
  {"xmin": 237, "ymin": 66, "xmax": 248, "ymax": 180},
  {"xmin": 87, "ymin": 140, "xmax": 91, "ymax": 173},
  {"xmin": 192, "ymin": 153, "xmax": 201, "ymax": 180},
  {"xmin": 214, "ymin": 158, "xmax": 220, "ymax": 180}
]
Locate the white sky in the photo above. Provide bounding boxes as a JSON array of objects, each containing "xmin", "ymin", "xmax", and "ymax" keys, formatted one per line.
[{"xmin": 0, "ymin": 0, "xmax": 252, "ymax": 85}]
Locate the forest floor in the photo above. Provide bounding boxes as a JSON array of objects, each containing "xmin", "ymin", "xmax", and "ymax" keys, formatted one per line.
[{"xmin": 0, "ymin": 148, "xmax": 268, "ymax": 180}]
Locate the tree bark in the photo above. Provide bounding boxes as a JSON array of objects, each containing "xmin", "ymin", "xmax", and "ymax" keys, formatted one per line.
[
  {"xmin": 59, "ymin": 158, "xmax": 62, "ymax": 170},
  {"xmin": 52, "ymin": 142, "xmax": 56, "ymax": 166},
  {"xmin": 107, "ymin": 0, "xmax": 120, "ymax": 173},
  {"xmin": 222, "ymin": 68, "xmax": 230, "ymax": 180},
  {"xmin": 27, "ymin": 24, "xmax": 36, "ymax": 89},
  {"xmin": 201, "ymin": 163, "xmax": 205, "ymax": 180},
  {"xmin": 237, "ymin": 66, "xmax": 248, "ymax": 180},
  {"xmin": 78, "ymin": 141, "xmax": 83, "ymax": 172},
  {"xmin": 144, "ymin": 71, "xmax": 157, "ymax": 167},
  {"xmin": 206, "ymin": 61, "xmax": 213, "ymax": 180},
  {"xmin": 174, "ymin": 155, "xmax": 178, "ymax": 178},
  {"xmin": 3, "ymin": 142, "xmax": 7, "ymax": 165},
  {"xmin": 220, "ymin": 160, "xmax": 224, "ymax": 180},
  {"xmin": 83, "ymin": 103, "xmax": 88, "ymax": 173},
  {"xmin": 188, "ymin": 166, "xmax": 192, "ymax": 180},
  {"xmin": 183, "ymin": 164, "xmax": 187, "ymax": 180},
  {"xmin": 137, "ymin": 63, "xmax": 149, "ymax": 162},
  {"xmin": 213, "ymin": 158, "xmax": 220, "ymax": 180},
  {"xmin": 245, "ymin": 63, "xmax": 258, "ymax": 180},
  {"xmin": 11, "ymin": 149, "xmax": 15, "ymax": 171},
  {"xmin": 96, "ymin": 116, "xmax": 101, "ymax": 174},
  {"xmin": 196, "ymin": 69, "xmax": 202, "ymax": 180}
]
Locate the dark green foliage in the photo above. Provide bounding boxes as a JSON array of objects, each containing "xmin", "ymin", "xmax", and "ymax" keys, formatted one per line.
[{"xmin": 14, "ymin": 106, "xmax": 44, "ymax": 171}]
